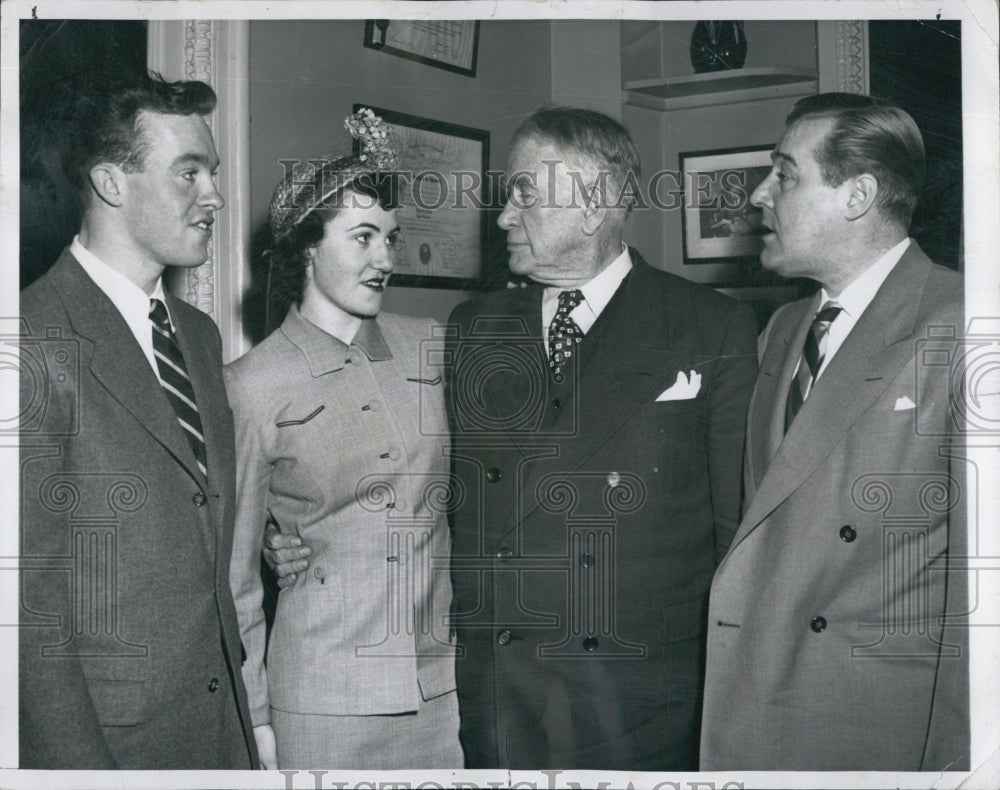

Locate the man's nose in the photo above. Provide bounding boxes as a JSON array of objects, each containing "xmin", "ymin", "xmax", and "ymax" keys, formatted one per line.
[
  {"xmin": 201, "ymin": 180, "xmax": 225, "ymax": 211},
  {"xmin": 749, "ymin": 178, "xmax": 770, "ymax": 208},
  {"xmin": 497, "ymin": 200, "xmax": 519, "ymax": 230}
]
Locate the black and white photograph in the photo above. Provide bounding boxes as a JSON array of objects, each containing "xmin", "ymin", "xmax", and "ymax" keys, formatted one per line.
[{"xmin": 3, "ymin": 2, "xmax": 998, "ymax": 790}]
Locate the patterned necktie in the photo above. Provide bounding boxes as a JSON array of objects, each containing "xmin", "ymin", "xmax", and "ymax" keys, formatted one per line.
[
  {"xmin": 548, "ymin": 289, "xmax": 585, "ymax": 382},
  {"xmin": 785, "ymin": 300, "xmax": 843, "ymax": 430},
  {"xmin": 149, "ymin": 298, "xmax": 207, "ymax": 477}
]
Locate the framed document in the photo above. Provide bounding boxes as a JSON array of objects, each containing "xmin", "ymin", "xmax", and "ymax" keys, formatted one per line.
[
  {"xmin": 364, "ymin": 20, "xmax": 480, "ymax": 77},
  {"xmin": 355, "ymin": 105, "xmax": 490, "ymax": 289}
]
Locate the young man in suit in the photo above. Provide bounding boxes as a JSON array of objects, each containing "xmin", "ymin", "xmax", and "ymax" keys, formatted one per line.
[
  {"xmin": 268, "ymin": 107, "xmax": 758, "ymax": 768},
  {"xmin": 700, "ymin": 93, "xmax": 969, "ymax": 770},
  {"xmin": 19, "ymin": 72, "xmax": 258, "ymax": 769}
]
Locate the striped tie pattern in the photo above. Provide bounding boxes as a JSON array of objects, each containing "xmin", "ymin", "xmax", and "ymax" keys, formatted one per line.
[
  {"xmin": 548, "ymin": 289, "xmax": 585, "ymax": 382},
  {"xmin": 785, "ymin": 301, "xmax": 843, "ymax": 431},
  {"xmin": 149, "ymin": 298, "xmax": 207, "ymax": 477}
]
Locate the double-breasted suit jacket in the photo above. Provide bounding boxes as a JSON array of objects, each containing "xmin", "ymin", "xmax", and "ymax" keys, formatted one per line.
[
  {"xmin": 225, "ymin": 308, "xmax": 456, "ymax": 726},
  {"xmin": 19, "ymin": 251, "xmax": 258, "ymax": 769},
  {"xmin": 700, "ymin": 242, "xmax": 969, "ymax": 770},
  {"xmin": 445, "ymin": 253, "xmax": 758, "ymax": 769}
]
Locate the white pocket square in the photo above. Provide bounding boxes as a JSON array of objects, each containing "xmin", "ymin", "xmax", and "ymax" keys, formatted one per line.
[
  {"xmin": 656, "ymin": 370, "xmax": 702, "ymax": 402},
  {"xmin": 894, "ymin": 395, "xmax": 916, "ymax": 411}
]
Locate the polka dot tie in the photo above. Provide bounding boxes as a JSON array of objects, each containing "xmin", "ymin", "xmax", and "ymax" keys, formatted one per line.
[{"xmin": 548, "ymin": 289, "xmax": 585, "ymax": 382}]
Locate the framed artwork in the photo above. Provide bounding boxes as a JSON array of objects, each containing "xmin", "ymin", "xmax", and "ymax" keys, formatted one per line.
[
  {"xmin": 680, "ymin": 144, "xmax": 773, "ymax": 265},
  {"xmin": 363, "ymin": 20, "xmax": 480, "ymax": 77},
  {"xmin": 355, "ymin": 105, "xmax": 490, "ymax": 289}
]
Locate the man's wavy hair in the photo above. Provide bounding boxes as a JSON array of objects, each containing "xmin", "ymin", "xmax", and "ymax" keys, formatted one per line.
[
  {"xmin": 787, "ymin": 92, "xmax": 925, "ymax": 229},
  {"xmin": 61, "ymin": 71, "xmax": 217, "ymax": 204},
  {"xmin": 512, "ymin": 106, "xmax": 642, "ymax": 212}
]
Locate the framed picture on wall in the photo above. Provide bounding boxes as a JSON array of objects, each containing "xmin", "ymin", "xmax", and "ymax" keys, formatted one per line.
[
  {"xmin": 355, "ymin": 105, "xmax": 490, "ymax": 289},
  {"xmin": 680, "ymin": 144, "xmax": 773, "ymax": 265},
  {"xmin": 363, "ymin": 20, "xmax": 480, "ymax": 77}
]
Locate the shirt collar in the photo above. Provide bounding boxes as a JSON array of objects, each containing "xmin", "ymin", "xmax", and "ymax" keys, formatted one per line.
[
  {"xmin": 281, "ymin": 305, "xmax": 392, "ymax": 376},
  {"xmin": 820, "ymin": 237, "xmax": 910, "ymax": 319},
  {"xmin": 543, "ymin": 244, "xmax": 633, "ymax": 316},
  {"xmin": 70, "ymin": 235, "xmax": 172, "ymax": 329}
]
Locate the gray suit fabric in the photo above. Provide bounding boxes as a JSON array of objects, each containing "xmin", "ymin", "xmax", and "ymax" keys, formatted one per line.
[
  {"xmin": 225, "ymin": 308, "xmax": 458, "ymax": 761},
  {"xmin": 19, "ymin": 250, "xmax": 258, "ymax": 769},
  {"xmin": 701, "ymin": 242, "xmax": 969, "ymax": 770}
]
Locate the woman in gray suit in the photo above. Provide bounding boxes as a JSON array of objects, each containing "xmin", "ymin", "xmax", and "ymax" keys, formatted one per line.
[{"xmin": 226, "ymin": 111, "xmax": 461, "ymax": 769}]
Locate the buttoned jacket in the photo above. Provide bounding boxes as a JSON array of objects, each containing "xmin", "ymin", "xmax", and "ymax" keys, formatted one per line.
[
  {"xmin": 226, "ymin": 308, "xmax": 456, "ymax": 724},
  {"xmin": 19, "ymin": 251, "xmax": 257, "ymax": 769},
  {"xmin": 445, "ymin": 252, "xmax": 758, "ymax": 769},
  {"xmin": 700, "ymin": 242, "xmax": 969, "ymax": 770}
]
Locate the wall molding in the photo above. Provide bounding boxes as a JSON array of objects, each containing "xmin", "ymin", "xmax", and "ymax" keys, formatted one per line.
[{"xmin": 817, "ymin": 20, "xmax": 869, "ymax": 95}]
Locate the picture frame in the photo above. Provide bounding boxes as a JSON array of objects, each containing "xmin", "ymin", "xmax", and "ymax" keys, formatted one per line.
[
  {"xmin": 355, "ymin": 105, "xmax": 490, "ymax": 289},
  {"xmin": 680, "ymin": 144, "xmax": 773, "ymax": 265},
  {"xmin": 363, "ymin": 20, "xmax": 480, "ymax": 78}
]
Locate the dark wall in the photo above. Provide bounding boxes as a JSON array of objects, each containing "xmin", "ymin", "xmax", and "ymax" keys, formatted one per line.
[
  {"xmin": 19, "ymin": 20, "xmax": 147, "ymax": 288},
  {"xmin": 869, "ymin": 20, "xmax": 963, "ymax": 269}
]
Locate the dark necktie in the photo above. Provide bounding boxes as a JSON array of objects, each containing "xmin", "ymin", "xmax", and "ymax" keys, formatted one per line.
[
  {"xmin": 785, "ymin": 301, "xmax": 843, "ymax": 431},
  {"xmin": 149, "ymin": 298, "xmax": 207, "ymax": 477},
  {"xmin": 548, "ymin": 289, "xmax": 585, "ymax": 382}
]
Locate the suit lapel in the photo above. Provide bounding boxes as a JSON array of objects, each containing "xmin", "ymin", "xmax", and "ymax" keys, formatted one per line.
[
  {"xmin": 735, "ymin": 245, "xmax": 934, "ymax": 545},
  {"xmin": 746, "ymin": 296, "xmax": 815, "ymax": 496},
  {"xmin": 51, "ymin": 254, "xmax": 207, "ymax": 489},
  {"xmin": 515, "ymin": 258, "xmax": 689, "ymax": 524}
]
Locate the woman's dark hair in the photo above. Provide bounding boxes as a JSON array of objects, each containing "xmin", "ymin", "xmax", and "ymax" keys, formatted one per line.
[
  {"xmin": 60, "ymin": 71, "xmax": 217, "ymax": 203},
  {"xmin": 266, "ymin": 173, "xmax": 398, "ymax": 315}
]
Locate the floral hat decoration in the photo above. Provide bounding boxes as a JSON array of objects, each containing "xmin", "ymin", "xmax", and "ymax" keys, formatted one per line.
[{"xmin": 268, "ymin": 107, "xmax": 399, "ymax": 242}]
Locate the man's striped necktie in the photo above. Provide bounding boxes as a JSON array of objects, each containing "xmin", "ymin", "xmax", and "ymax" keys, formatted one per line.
[
  {"xmin": 149, "ymin": 298, "xmax": 207, "ymax": 478},
  {"xmin": 785, "ymin": 301, "xmax": 843, "ymax": 431}
]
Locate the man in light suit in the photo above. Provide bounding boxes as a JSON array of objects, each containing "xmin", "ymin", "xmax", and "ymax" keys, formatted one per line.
[
  {"xmin": 19, "ymin": 72, "xmax": 258, "ymax": 769},
  {"xmin": 267, "ymin": 107, "xmax": 758, "ymax": 768},
  {"xmin": 700, "ymin": 93, "xmax": 968, "ymax": 770}
]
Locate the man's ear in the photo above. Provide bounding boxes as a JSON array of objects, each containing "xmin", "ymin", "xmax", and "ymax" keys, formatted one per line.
[
  {"xmin": 88, "ymin": 163, "xmax": 125, "ymax": 208},
  {"xmin": 844, "ymin": 173, "xmax": 878, "ymax": 220},
  {"xmin": 581, "ymin": 184, "xmax": 609, "ymax": 236}
]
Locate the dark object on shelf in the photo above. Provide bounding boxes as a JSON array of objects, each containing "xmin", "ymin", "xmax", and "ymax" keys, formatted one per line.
[{"xmin": 690, "ymin": 21, "xmax": 747, "ymax": 73}]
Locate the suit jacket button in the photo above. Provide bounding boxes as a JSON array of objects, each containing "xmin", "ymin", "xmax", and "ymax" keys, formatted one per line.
[
  {"xmin": 192, "ymin": 492, "xmax": 207, "ymax": 507},
  {"xmin": 582, "ymin": 636, "xmax": 599, "ymax": 652},
  {"xmin": 496, "ymin": 547, "xmax": 512, "ymax": 562},
  {"xmin": 208, "ymin": 677, "xmax": 219, "ymax": 692},
  {"xmin": 580, "ymin": 553, "xmax": 595, "ymax": 568},
  {"xmin": 486, "ymin": 467, "xmax": 502, "ymax": 483},
  {"xmin": 839, "ymin": 525, "xmax": 857, "ymax": 542},
  {"xmin": 810, "ymin": 616, "xmax": 827, "ymax": 633},
  {"xmin": 606, "ymin": 472, "xmax": 621, "ymax": 488},
  {"xmin": 496, "ymin": 629, "xmax": 512, "ymax": 646}
]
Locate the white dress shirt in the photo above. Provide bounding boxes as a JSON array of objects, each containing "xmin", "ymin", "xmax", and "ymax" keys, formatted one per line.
[
  {"xmin": 806, "ymin": 237, "xmax": 910, "ymax": 384},
  {"xmin": 71, "ymin": 236, "xmax": 172, "ymax": 377},
  {"xmin": 541, "ymin": 245, "xmax": 633, "ymax": 354}
]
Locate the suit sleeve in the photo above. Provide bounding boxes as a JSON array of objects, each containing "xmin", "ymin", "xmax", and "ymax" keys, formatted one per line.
[
  {"xmin": 225, "ymin": 365, "xmax": 273, "ymax": 727},
  {"xmin": 19, "ymin": 374, "xmax": 117, "ymax": 768},
  {"xmin": 706, "ymin": 301, "xmax": 758, "ymax": 561}
]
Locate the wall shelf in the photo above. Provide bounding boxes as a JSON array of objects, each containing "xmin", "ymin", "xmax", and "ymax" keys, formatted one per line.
[{"xmin": 624, "ymin": 67, "xmax": 818, "ymax": 111}]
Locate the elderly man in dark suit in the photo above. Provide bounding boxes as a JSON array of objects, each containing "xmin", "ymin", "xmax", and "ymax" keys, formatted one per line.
[
  {"xmin": 19, "ymin": 72, "xmax": 258, "ymax": 769},
  {"xmin": 700, "ymin": 93, "xmax": 969, "ymax": 770},
  {"xmin": 268, "ymin": 107, "xmax": 757, "ymax": 769}
]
